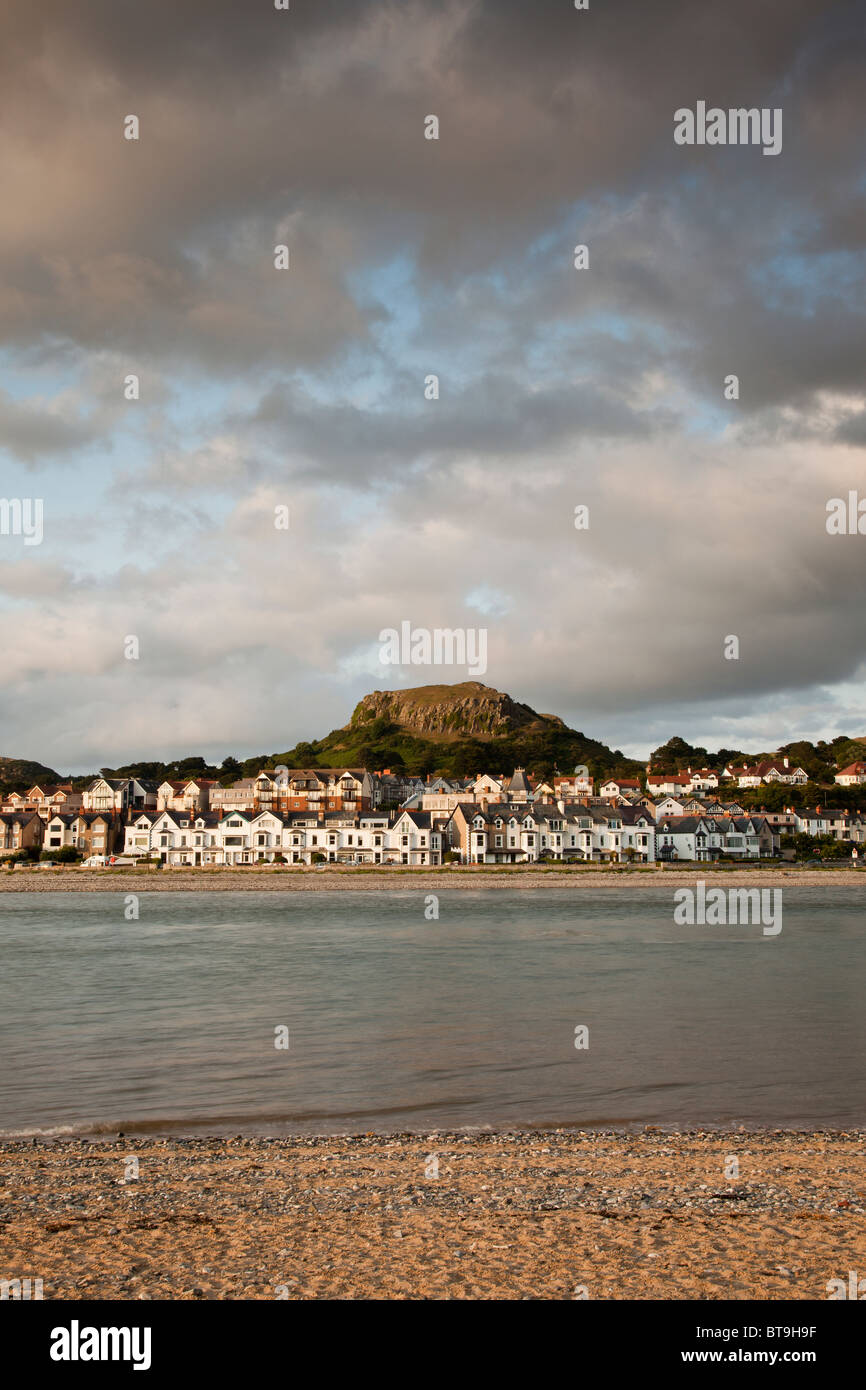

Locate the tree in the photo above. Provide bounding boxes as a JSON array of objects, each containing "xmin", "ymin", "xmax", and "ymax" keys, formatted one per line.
[
  {"xmin": 650, "ymin": 736, "xmax": 697, "ymax": 773},
  {"xmin": 175, "ymin": 756, "xmax": 209, "ymax": 776},
  {"xmin": 43, "ymin": 846, "xmax": 79, "ymax": 863}
]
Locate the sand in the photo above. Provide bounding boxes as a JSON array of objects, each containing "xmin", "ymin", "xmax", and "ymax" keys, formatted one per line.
[
  {"xmin": 1, "ymin": 866, "xmax": 864, "ymax": 891},
  {"xmin": 1, "ymin": 1131, "xmax": 863, "ymax": 1300}
]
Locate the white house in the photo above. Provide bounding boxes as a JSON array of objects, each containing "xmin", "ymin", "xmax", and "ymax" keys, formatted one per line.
[
  {"xmin": 646, "ymin": 773, "xmax": 692, "ymax": 796},
  {"xmin": 84, "ymin": 777, "xmax": 158, "ymax": 812},
  {"xmin": 599, "ymin": 778, "xmax": 642, "ymax": 797},
  {"xmin": 656, "ymin": 815, "xmax": 772, "ymax": 861},
  {"xmin": 724, "ymin": 759, "xmax": 807, "ymax": 788},
  {"xmin": 446, "ymin": 802, "xmax": 654, "ymax": 864},
  {"xmin": 687, "ymin": 768, "xmax": 720, "ymax": 791},
  {"xmin": 835, "ymin": 762, "xmax": 866, "ymax": 786}
]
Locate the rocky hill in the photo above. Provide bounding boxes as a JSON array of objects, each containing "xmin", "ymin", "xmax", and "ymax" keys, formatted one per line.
[
  {"xmin": 270, "ymin": 682, "xmax": 639, "ymax": 781},
  {"xmin": 349, "ymin": 682, "xmax": 566, "ymax": 742}
]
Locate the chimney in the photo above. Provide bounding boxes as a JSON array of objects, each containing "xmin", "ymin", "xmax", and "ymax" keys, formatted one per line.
[{"xmin": 783, "ymin": 756, "xmax": 789, "ymax": 768}]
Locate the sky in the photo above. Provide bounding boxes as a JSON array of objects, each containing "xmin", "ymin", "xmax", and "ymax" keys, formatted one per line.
[{"xmin": 0, "ymin": 0, "xmax": 864, "ymax": 774}]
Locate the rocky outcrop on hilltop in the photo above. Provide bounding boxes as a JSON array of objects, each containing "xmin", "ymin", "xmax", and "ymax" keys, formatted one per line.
[{"xmin": 349, "ymin": 682, "xmax": 566, "ymax": 742}]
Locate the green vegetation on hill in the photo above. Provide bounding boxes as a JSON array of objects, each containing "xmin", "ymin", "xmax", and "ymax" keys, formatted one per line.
[
  {"xmin": 649, "ymin": 734, "xmax": 861, "ymax": 793},
  {"xmin": 0, "ymin": 756, "xmax": 61, "ymax": 794},
  {"xmin": 273, "ymin": 719, "xmax": 641, "ymax": 782}
]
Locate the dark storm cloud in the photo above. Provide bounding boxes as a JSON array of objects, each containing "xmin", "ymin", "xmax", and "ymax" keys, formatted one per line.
[
  {"xmin": 236, "ymin": 372, "xmax": 676, "ymax": 483},
  {"xmin": 1, "ymin": 0, "xmax": 864, "ymax": 762},
  {"xmin": 1, "ymin": 0, "xmax": 861, "ymax": 393}
]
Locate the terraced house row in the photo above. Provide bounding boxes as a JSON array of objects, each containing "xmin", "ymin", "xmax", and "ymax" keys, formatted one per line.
[
  {"xmin": 122, "ymin": 808, "xmax": 443, "ymax": 866},
  {"xmin": 446, "ymin": 803, "xmax": 659, "ymax": 864},
  {"xmin": 5, "ymin": 763, "xmax": 866, "ymax": 865}
]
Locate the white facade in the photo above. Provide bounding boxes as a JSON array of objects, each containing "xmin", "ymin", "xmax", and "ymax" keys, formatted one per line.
[
  {"xmin": 656, "ymin": 816, "xmax": 770, "ymax": 861},
  {"xmin": 453, "ymin": 807, "xmax": 654, "ymax": 864},
  {"xmin": 835, "ymin": 763, "xmax": 866, "ymax": 786},
  {"xmin": 123, "ymin": 809, "xmax": 441, "ymax": 866}
]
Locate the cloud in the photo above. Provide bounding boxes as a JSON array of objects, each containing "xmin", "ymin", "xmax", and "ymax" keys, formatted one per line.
[{"xmin": 0, "ymin": 0, "xmax": 864, "ymax": 765}]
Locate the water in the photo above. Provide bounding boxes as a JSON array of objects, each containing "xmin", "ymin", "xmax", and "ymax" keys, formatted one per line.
[{"xmin": 0, "ymin": 889, "xmax": 863, "ymax": 1135}]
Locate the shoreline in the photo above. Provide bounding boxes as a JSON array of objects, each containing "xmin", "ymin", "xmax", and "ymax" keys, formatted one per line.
[
  {"xmin": 2, "ymin": 866, "xmax": 865, "ymax": 892},
  {"xmin": 1, "ymin": 1121, "xmax": 861, "ymax": 1144},
  {"xmin": 2, "ymin": 1129, "xmax": 862, "ymax": 1299}
]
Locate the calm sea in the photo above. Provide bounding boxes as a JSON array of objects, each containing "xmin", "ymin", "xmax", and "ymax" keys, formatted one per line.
[{"xmin": 0, "ymin": 888, "xmax": 863, "ymax": 1135}]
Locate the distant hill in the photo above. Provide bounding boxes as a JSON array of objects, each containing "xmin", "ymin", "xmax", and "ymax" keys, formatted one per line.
[
  {"xmin": 14, "ymin": 686, "xmax": 866, "ymax": 796},
  {"xmin": 273, "ymin": 681, "xmax": 642, "ymax": 780},
  {"xmin": 648, "ymin": 733, "xmax": 863, "ymax": 781},
  {"xmin": 0, "ymin": 756, "xmax": 61, "ymax": 790}
]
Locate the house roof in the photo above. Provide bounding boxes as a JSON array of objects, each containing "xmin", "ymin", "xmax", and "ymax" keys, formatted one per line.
[{"xmin": 396, "ymin": 810, "xmax": 437, "ymax": 828}]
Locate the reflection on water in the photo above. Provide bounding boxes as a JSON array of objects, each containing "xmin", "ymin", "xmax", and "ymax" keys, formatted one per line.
[{"xmin": 0, "ymin": 888, "xmax": 863, "ymax": 1135}]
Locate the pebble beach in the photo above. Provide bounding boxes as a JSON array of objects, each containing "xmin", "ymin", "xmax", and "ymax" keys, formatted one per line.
[
  {"xmin": 1, "ymin": 1130, "xmax": 863, "ymax": 1300},
  {"xmin": 1, "ymin": 866, "xmax": 864, "ymax": 891}
]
